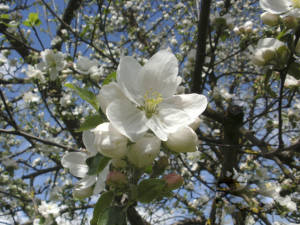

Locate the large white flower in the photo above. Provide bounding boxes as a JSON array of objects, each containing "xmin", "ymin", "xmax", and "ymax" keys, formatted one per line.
[
  {"xmin": 260, "ymin": 0, "xmax": 300, "ymax": 17},
  {"xmin": 98, "ymin": 49, "xmax": 207, "ymax": 141}
]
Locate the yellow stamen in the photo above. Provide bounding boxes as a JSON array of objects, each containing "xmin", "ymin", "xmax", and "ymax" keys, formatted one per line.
[{"xmin": 143, "ymin": 90, "xmax": 163, "ymax": 118}]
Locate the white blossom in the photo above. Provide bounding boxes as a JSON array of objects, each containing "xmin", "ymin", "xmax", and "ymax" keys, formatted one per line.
[
  {"xmin": 38, "ymin": 49, "xmax": 66, "ymax": 80},
  {"xmin": 260, "ymin": 0, "xmax": 300, "ymax": 18},
  {"xmin": 38, "ymin": 201, "xmax": 60, "ymax": 218},
  {"xmin": 98, "ymin": 49, "xmax": 207, "ymax": 141}
]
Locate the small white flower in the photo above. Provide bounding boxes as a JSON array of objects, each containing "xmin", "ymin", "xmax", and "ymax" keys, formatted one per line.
[
  {"xmin": 23, "ymin": 92, "xmax": 40, "ymax": 103},
  {"xmin": 284, "ymin": 75, "xmax": 300, "ymax": 87},
  {"xmin": 38, "ymin": 201, "xmax": 60, "ymax": 218},
  {"xmin": 25, "ymin": 65, "xmax": 44, "ymax": 80},
  {"xmin": 98, "ymin": 49, "xmax": 207, "ymax": 141},
  {"xmin": 0, "ymin": 4, "xmax": 9, "ymax": 10},
  {"xmin": 75, "ymin": 56, "xmax": 100, "ymax": 75},
  {"xmin": 127, "ymin": 133, "xmax": 161, "ymax": 168},
  {"xmin": 38, "ymin": 49, "xmax": 66, "ymax": 80}
]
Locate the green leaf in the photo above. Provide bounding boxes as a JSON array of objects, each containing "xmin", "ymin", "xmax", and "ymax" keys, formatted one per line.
[
  {"xmin": 75, "ymin": 114, "xmax": 102, "ymax": 132},
  {"xmin": 86, "ymin": 153, "xmax": 110, "ymax": 175},
  {"xmin": 64, "ymin": 83, "xmax": 99, "ymax": 110},
  {"xmin": 90, "ymin": 191, "xmax": 114, "ymax": 225},
  {"xmin": 102, "ymin": 71, "xmax": 116, "ymax": 85},
  {"xmin": 23, "ymin": 13, "xmax": 41, "ymax": 27},
  {"xmin": 98, "ymin": 206, "xmax": 127, "ymax": 225},
  {"xmin": 137, "ymin": 178, "xmax": 166, "ymax": 203},
  {"xmin": 287, "ymin": 62, "xmax": 300, "ymax": 79}
]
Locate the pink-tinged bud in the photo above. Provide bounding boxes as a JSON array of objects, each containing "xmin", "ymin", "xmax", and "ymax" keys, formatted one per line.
[
  {"xmin": 106, "ymin": 171, "xmax": 128, "ymax": 187},
  {"xmin": 282, "ymin": 16, "xmax": 298, "ymax": 29},
  {"xmin": 163, "ymin": 173, "xmax": 184, "ymax": 190}
]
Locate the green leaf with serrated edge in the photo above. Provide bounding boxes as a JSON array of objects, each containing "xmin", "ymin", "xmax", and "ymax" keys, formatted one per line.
[
  {"xmin": 86, "ymin": 153, "xmax": 110, "ymax": 175},
  {"xmin": 75, "ymin": 114, "xmax": 102, "ymax": 132},
  {"xmin": 137, "ymin": 178, "xmax": 166, "ymax": 203},
  {"xmin": 90, "ymin": 191, "xmax": 114, "ymax": 225},
  {"xmin": 64, "ymin": 83, "xmax": 99, "ymax": 109},
  {"xmin": 102, "ymin": 71, "xmax": 116, "ymax": 85},
  {"xmin": 98, "ymin": 206, "xmax": 127, "ymax": 225}
]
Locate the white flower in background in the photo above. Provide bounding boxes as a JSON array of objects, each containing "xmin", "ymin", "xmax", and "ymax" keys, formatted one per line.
[
  {"xmin": 0, "ymin": 4, "xmax": 9, "ymax": 10},
  {"xmin": 165, "ymin": 126, "xmax": 198, "ymax": 153},
  {"xmin": 98, "ymin": 49, "xmax": 207, "ymax": 141},
  {"xmin": 38, "ymin": 49, "xmax": 66, "ymax": 80},
  {"xmin": 23, "ymin": 92, "xmax": 40, "ymax": 103},
  {"xmin": 75, "ymin": 56, "xmax": 100, "ymax": 76},
  {"xmin": 252, "ymin": 38, "xmax": 287, "ymax": 66},
  {"xmin": 25, "ymin": 65, "xmax": 44, "ymax": 80},
  {"xmin": 284, "ymin": 75, "xmax": 300, "ymax": 87},
  {"xmin": 61, "ymin": 152, "xmax": 110, "ymax": 199},
  {"xmin": 38, "ymin": 201, "xmax": 60, "ymax": 218},
  {"xmin": 85, "ymin": 122, "xmax": 128, "ymax": 159},
  {"xmin": 260, "ymin": 0, "xmax": 300, "ymax": 17},
  {"xmin": 127, "ymin": 133, "xmax": 161, "ymax": 168}
]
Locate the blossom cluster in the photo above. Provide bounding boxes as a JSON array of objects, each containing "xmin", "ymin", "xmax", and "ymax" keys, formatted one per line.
[{"xmin": 61, "ymin": 49, "xmax": 207, "ymax": 198}]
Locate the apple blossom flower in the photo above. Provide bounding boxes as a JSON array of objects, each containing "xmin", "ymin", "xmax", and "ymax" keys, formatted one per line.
[
  {"xmin": 38, "ymin": 49, "xmax": 66, "ymax": 80},
  {"xmin": 98, "ymin": 49, "xmax": 207, "ymax": 141},
  {"xmin": 38, "ymin": 201, "xmax": 60, "ymax": 218},
  {"xmin": 165, "ymin": 126, "xmax": 198, "ymax": 153},
  {"xmin": 127, "ymin": 133, "xmax": 161, "ymax": 168},
  {"xmin": 260, "ymin": 0, "xmax": 300, "ymax": 18},
  {"xmin": 24, "ymin": 65, "xmax": 44, "ymax": 80},
  {"xmin": 252, "ymin": 38, "xmax": 288, "ymax": 66},
  {"xmin": 75, "ymin": 56, "xmax": 103, "ymax": 78}
]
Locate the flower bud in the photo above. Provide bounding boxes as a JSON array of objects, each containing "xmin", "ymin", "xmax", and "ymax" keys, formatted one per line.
[
  {"xmin": 127, "ymin": 134, "xmax": 161, "ymax": 168},
  {"xmin": 112, "ymin": 158, "xmax": 127, "ymax": 168},
  {"xmin": 163, "ymin": 173, "xmax": 184, "ymax": 190},
  {"xmin": 165, "ymin": 126, "xmax": 198, "ymax": 153},
  {"xmin": 282, "ymin": 16, "xmax": 298, "ymax": 29},
  {"xmin": 260, "ymin": 12, "xmax": 279, "ymax": 26},
  {"xmin": 106, "ymin": 171, "xmax": 128, "ymax": 187},
  {"xmin": 92, "ymin": 122, "xmax": 128, "ymax": 159}
]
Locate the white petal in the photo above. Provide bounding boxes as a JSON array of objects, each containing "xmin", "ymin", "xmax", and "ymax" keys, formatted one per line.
[
  {"xmin": 82, "ymin": 130, "xmax": 97, "ymax": 156},
  {"xmin": 61, "ymin": 152, "xmax": 89, "ymax": 178},
  {"xmin": 106, "ymin": 99, "xmax": 148, "ymax": 141},
  {"xmin": 139, "ymin": 49, "xmax": 179, "ymax": 98},
  {"xmin": 93, "ymin": 163, "xmax": 110, "ymax": 195},
  {"xmin": 97, "ymin": 82, "xmax": 126, "ymax": 114},
  {"xmin": 147, "ymin": 107, "xmax": 193, "ymax": 141},
  {"xmin": 260, "ymin": 0, "xmax": 291, "ymax": 14},
  {"xmin": 162, "ymin": 94, "xmax": 207, "ymax": 120},
  {"xmin": 75, "ymin": 175, "xmax": 97, "ymax": 189},
  {"xmin": 117, "ymin": 56, "xmax": 143, "ymax": 105}
]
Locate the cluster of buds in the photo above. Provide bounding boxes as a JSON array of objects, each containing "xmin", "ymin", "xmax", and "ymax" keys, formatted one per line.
[{"xmin": 233, "ymin": 21, "xmax": 257, "ymax": 35}]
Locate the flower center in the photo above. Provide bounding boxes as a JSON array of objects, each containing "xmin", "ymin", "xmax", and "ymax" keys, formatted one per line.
[
  {"xmin": 142, "ymin": 90, "xmax": 163, "ymax": 118},
  {"xmin": 292, "ymin": 0, "xmax": 300, "ymax": 8}
]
